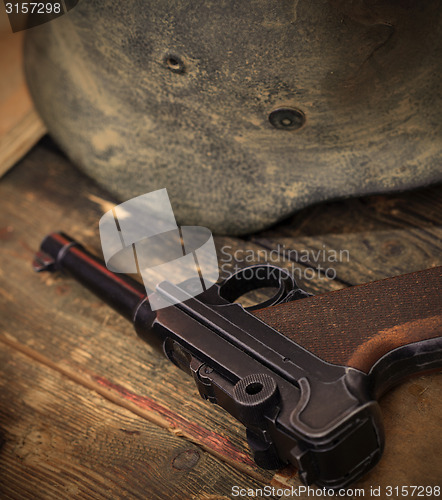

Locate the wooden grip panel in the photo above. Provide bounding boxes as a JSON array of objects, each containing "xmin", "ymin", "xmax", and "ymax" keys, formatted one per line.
[{"xmin": 253, "ymin": 266, "xmax": 442, "ymax": 373}]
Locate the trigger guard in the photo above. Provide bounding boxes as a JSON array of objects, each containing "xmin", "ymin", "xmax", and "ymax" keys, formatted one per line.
[{"xmin": 218, "ymin": 264, "xmax": 299, "ymax": 311}]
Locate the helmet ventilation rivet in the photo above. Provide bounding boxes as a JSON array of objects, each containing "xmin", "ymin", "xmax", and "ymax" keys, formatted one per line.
[
  {"xmin": 164, "ymin": 54, "xmax": 185, "ymax": 74},
  {"xmin": 269, "ymin": 107, "xmax": 305, "ymax": 131}
]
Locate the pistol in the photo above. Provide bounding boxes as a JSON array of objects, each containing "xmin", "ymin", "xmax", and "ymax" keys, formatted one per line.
[{"xmin": 33, "ymin": 233, "xmax": 442, "ymax": 489}]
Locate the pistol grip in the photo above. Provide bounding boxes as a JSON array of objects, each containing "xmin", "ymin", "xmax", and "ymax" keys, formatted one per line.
[{"xmin": 253, "ymin": 266, "xmax": 442, "ymax": 396}]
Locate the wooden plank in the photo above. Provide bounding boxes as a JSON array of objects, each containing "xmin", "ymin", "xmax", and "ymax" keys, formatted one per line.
[
  {"xmin": 4, "ymin": 339, "xmax": 439, "ymax": 499},
  {"xmin": 251, "ymin": 189, "xmax": 442, "ymax": 285},
  {"xmin": 1, "ymin": 141, "xmax": 441, "ymax": 495},
  {"xmin": 0, "ymin": 342, "xmax": 273, "ymax": 500},
  {"xmin": 0, "ymin": 141, "xmax": 272, "ymax": 480},
  {"xmin": 0, "ymin": 9, "xmax": 46, "ymax": 177}
]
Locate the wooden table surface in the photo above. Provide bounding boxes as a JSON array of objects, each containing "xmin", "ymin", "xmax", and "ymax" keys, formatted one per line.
[{"xmin": 0, "ymin": 138, "xmax": 441, "ymax": 499}]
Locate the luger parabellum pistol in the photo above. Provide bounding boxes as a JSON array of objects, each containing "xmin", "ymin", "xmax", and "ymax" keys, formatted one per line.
[{"xmin": 33, "ymin": 233, "xmax": 442, "ymax": 489}]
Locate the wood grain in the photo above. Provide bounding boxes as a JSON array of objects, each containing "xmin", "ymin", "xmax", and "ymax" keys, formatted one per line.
[
  {"xmin": 251, "ymin": 190, "xmax": 442, "ymax": 285},
  {"xmin": 0, "ymin": 9, "xmax": 46, "ymax": 178},
  {"xmin": 0, "ymin": 342, "xmax": 272, "ymax": 500},
  {"xmin": 0, "ymin": 142, "xmax": 273, "ymax": 481},
  {"xmin": 0, "ymin": 140, "xmax": 441, "ymax": 497}
]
